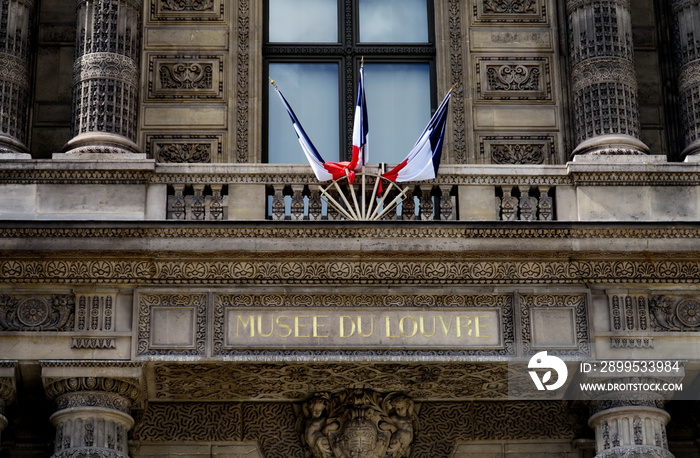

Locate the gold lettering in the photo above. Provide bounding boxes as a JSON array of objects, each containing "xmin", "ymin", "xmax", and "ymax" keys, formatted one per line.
[
  {"xmin": 456, "ymin": 316, "xmax": 472, "ymax": 337},
  {"xmin": 313, "ymin": 315, "xmax": 329, "ymax": 338},
  {"xmin": 236, "ymin": 315, "xmax": 254, "ymax": 337},
  {"xmin": 294, "ymin": 315, "xmax": 311, "ymax": 337},
  {"xmin": 419, "ymin": 316, "xmax": 436, "ymax": 337},
  {"xmin": 437, "ymin": 316, "xmax": 454, "ymax": 336},
  {"xmin": 276, "ymin": 315, "xmax": 292, "ymax": 338},
  {"xmin": 399, "ymin": 316, "xmax": 418, "ymax": 337},
  {"xmin": 340, "ymin": 316, "xmax": 356, "ymax": 337},
  {"xmin": 357, "ymin": 316, "xmax": 374, "ymax": 337},
  {"xmin": 475, "ymin": 316, "xmax": 491, "ymax": 338},
  {"xmin": 385, "ymin": 315, "xmax": 399, "ymax": 338},
  {"xmin": 257, "ymin": 315, "xmax": 274, "ymax": 337}
]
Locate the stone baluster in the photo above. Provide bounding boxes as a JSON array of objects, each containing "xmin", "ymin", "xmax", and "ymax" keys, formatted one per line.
[
  {"xmin": 62, "ymin": 0, "xmax": 143, "ymax": 156},
  {"xmin": 589, "ymin": 397, "xmax": 674, "ymax": 457},
  {"xmin": 0, "ymin": 0, "xmax": 34, "ymax": 158},
  {"xmin": 671, "ymin": 0, "xmax": 700, "ymax": 158},
  {"xmin": 567, "ymin": 0, "xmax": 648, "ymax": 156},
  {"xmin": 42, "ymin": 363, "xmax": 142, "ymax": 458}
]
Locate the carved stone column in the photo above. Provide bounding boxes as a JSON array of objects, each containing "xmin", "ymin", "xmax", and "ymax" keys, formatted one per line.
[
  {"xmin": 0, "ymin": 362, "xmax": 18, "ymax": 443},
  {"xmin": 671, "ymin": 0, "xmax": 700, "ymax": 158},
  {"xmin": 567, "ymin": 0, "xmax": 649, "ymax": 156},
  {"xmin": 0, "ymin": 0, "xmax": 34, "ymax": 158},
  {"xmin": 589, "ymin": 397, "xmax": 674, "ymax": 458},
  {"xmin": 42, "ymin": 362, "xmax": 142, "ymax": 458},
  {"xmin": 62, "ymin": 0, "xmax": 142, "ymax": 156}
]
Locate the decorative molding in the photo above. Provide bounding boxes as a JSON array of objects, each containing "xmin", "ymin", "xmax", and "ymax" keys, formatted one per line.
[
  {"xmin": 520, "ymin": 294, "xmax": 590, "ymax": 356},
  {"xmin": 448, "ymin": 0, "xmax": 467, "ymax": 163},
  {"xmin": 235, "ymin": 0, "xmax": 251, "ymax": 162},
  {"xmin": 0, "ymin": 294, "xmax": 75, "ymax": 331},
  {"xmin": 71, "ymin": 337, "xmax": 117, "ymax": 349},
  {"xmin": 610, "ymin": 337, "xmax": 653, "ymax": 348},
  {"xmin": 43, "ymin": 376, "xmax": 142, "ymax": 403},
  {"xmin": 133, "ymin": 402, "xmax": 243, "ymax": 441},
  {"xmin": 137, "ymin": 293, "xmax": 207, "ymax": 356}
]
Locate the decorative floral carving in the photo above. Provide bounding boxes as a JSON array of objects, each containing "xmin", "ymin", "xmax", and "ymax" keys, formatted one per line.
[
  {"xmin": 487, "ymin": 65, "xmax": 540, "ymax": 91},
  {"xmin": 0, "ymin": 295, "xmax": 75, "ymax": 331},
  {"xmin": 492, "ymin": 143, "xmax": 545, "ymax": 164},
  {"xmin": 137, "ymin": 293, "xmax": 207, "ymax": 356},
  {"xmin": 483, "ymin": 0, "xmax": 537, "ymax": 14},
  {"xmin": 649, "ymin": 296, "xmax": 700, "ymax": 331},
  {"xmin": 156, "ymin": 143, "xmax": 211, "ymax": 163},
  {"xmin": 160, "ymin": 0, "xmax": 214, "ymax": 11},
  {"xmin": 159, "ymin": 62, "xmax": 212, "ymax": 89},
  {"xmin": 301, "ymin": 390, "xmax": 415, "ymax": 458}
]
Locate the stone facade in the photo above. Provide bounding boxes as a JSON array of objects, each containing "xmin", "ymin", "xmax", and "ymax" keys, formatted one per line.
[{"xmin": 1, "ymin": 1, "xmax": 700, "ymax": 458}]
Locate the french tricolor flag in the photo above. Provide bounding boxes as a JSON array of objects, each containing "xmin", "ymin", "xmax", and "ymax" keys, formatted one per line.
[
  {"xmin": 270, "ymin": 62, "xmax": 368, "ymax": 184},
  {"xmin": 382, "ymin": 87, "xmax": 453, "ymax": 183},
  {"xmin": 270, "ymin": 79, "xmax": 334, "ymax": 182}
]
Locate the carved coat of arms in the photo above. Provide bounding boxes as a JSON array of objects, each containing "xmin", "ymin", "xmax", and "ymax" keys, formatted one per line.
[{"xmin": 301, "ymin": 389, "xmax": 416, "ymax": 458}]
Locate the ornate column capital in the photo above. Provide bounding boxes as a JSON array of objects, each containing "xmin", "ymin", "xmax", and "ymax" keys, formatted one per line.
[
  {"xmin": 41, "ymin": 361, "xmax": 144, "ymax": 458},
  {"xmin": 588, "ymin": 391, "xmax": 675, "ymax": 458}
]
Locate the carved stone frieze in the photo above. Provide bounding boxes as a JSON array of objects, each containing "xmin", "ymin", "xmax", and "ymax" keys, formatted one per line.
[
  {"xmin": 71, "ymin": 337, "xmax": 117, "ymax": 349},
  {"xmin": 301, "ymin": 390, "xmax": 415, "ymax": 458},
  {"xmin": 649, "ymin": 296, "xmax": 700, "ymax": 331},
  {"xmin": 0, "ymin": 294, "xmax": 75, "ymax": 331},
  {"xmin": 133, "ymin": 400, "xmax": 585, "ymax": 458},
  {"xmin": 3, "ymin": 253, "xmax": 700, "ymax": 285},
  {"xmin": 44, "ymin": 376, "xmax": 142, "ymax": 404},
  {"xmin": 151, "ymin": 362, "xmax": 512, "ymax": 401},
  {"xmin": 608, "ymin": 294, "xmax": 650, "ymax": 332}
]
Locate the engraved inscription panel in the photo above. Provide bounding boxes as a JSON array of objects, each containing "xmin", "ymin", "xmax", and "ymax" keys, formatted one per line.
[{"xmin": 223, "ymin": 307, "xmax": 502, "ymax": 350}]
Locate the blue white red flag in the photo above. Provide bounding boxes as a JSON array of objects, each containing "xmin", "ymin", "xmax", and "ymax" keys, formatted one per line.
[
  {"xmin": 323, "ymin": 61, "xmax": 368, "ymax": 184},
  {"xmin": 269, "ymin": 79, "xmax": 334, "ymax": 182},
  {"xmin": 382, "ymin": 87, "xmax": 453, "ymax": 183}
]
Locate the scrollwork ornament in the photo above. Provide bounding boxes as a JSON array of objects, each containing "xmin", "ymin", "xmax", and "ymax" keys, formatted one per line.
[
  {"xmin": 0, "ymin": 295, "xmax": 75, "ymax": 331},
  {"xmin": 650, "ymin": 296, "xmax": 700, "ymax": 331}
]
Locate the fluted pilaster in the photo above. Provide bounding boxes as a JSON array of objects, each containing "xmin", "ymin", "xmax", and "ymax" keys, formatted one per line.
[
  {"xmin": 589, "ymin": 397, "xmax": 673, "ymax": 458},
  {"xmin": 0, "ymin": 0, "xmax": 34, "ymax": 158},
  {"xmin": 671, "ymin": 0, "xmax": 700, "ymax": 158},
  {"xmin": 42, "ymin": 362, "xmax": 143, "ymax": 458},
  {"xmin": 567, "ymin": 0, "xmax": 648, "ymax": 156},
  {"xmin": 63, "ymin": 0, "xmax": 142, "ymax": 156}
]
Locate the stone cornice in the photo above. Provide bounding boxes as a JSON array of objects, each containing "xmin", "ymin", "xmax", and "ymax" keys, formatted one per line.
[{"xmin": 1, "ymin": 161, "xmax": 700, "ymax": 186}]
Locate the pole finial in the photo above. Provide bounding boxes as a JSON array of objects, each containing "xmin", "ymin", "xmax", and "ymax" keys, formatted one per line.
[{"xmin": 269, "ymin": 77, "xmax": 278, "ymax": 88}]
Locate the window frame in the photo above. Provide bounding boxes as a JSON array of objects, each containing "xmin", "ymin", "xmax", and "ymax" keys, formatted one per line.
[{"xmin": 263, "ymin": 0, "xmax": 437, "ymax": 163}]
